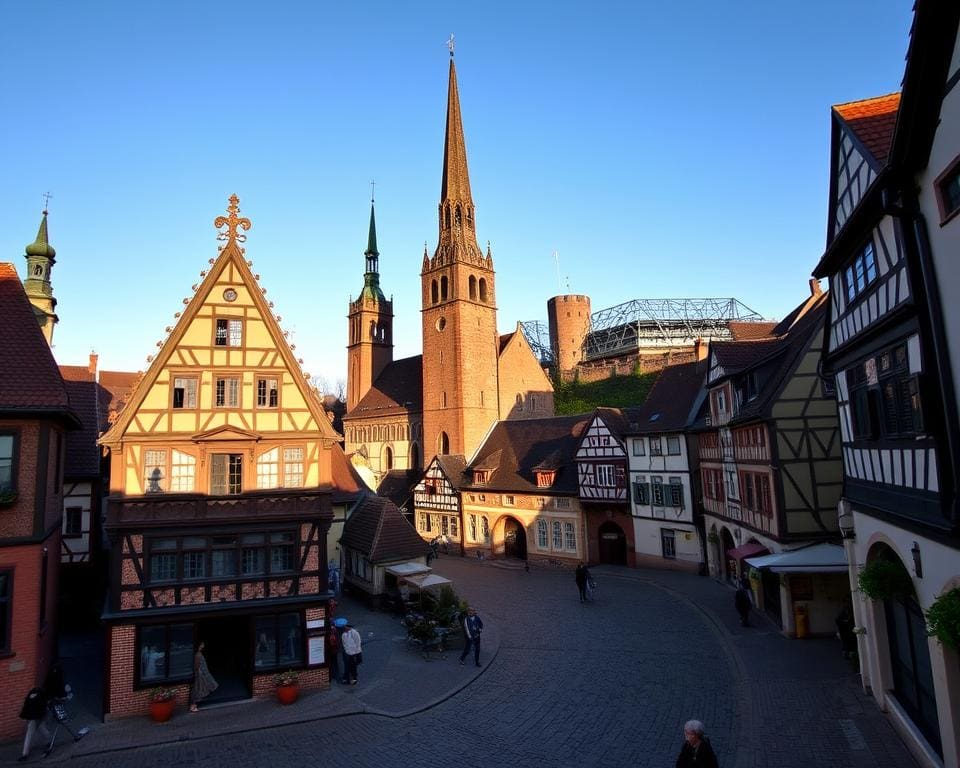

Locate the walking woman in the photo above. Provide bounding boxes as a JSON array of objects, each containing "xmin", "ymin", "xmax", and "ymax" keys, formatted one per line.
[{"xmin": 189, "ymin": 641, "xmax": 218, "ymax": 712}]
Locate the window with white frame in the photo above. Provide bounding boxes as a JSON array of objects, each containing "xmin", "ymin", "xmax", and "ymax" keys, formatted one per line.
[
  {"xmin": 170, "ymin": 450, "xmax": 196, "ymax": 492},
  {"xmin": 537, "ymin": 519, "xmax": 548, "ymax": 548},
  {"xmin": 215, "ymin": 376, "xmax": 240, "ymax": 408},
  {"xmin": 554, "ymin": 497, "xmax": 571, "ymax": 509},
  {"xmin": 283, "ymin": 447, "xmax": 304, "ymax": 487},
  {"xmin": 257, "ymin": 448, "xmax": 280, "ymax": 489},
  {"xmin": 596, "ymin": 464, "xmax": 616, "ymax": 487},
  {"xmin": 564, "ymin": 522, "xmax": 576, "ymax": 551},
  {"xmin": 172, "ymin": 377, "xmax": 197, "ymax": 409},
  {"xmin": 144, "ymin": 449, "xmax": 166, "ymax": 493},
  {"xmin": 417, "ymin": 511, "xmax": 428, "ymax": 532},
  {"xmin": 632, "ymin": 438, "xmax": 645, "ymax": 456},
  {"xmin": 552, "ymin": 520, "xmax": 563, "ymax": 549},
  {"xmin": 649, "ymin": 436, "xmax": 663, "ymax": 456},
  {"xmin": 651, "ymin": 475, "xmax": 665, "ymax": 506},
  {"xmin": 215, "ymin": 318, "xmax": 243, "ymax": 347},
  {"xmin": 666, "ymin": 436, "xmax": 681, "ymax": 455}
]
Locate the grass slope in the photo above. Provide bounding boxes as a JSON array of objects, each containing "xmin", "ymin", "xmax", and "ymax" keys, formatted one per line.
[{"xmin": 554, "ymin": 371, "xmax": 658, "ymax": 415}]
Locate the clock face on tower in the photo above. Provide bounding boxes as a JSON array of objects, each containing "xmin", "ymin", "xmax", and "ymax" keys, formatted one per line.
[
  {"xmin": 223, "ymin": 288, "xmax": 238, "ymax": 302},
  {"xmin": 435, "ymin": 317, "xmax": 446, "ymax": 332}
]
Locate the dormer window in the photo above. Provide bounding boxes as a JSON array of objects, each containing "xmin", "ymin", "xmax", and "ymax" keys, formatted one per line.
[
  {"xmin": 473, "ymin": 470, "xmax": 490, "ymax": 485},
  {"xmin": 535, "ymin": 470, "xmax": 555, "ymax": 488}
]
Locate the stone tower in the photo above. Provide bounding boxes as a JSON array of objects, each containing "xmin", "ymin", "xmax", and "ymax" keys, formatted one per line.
[
  {"xmin": 347, "ymin": 199, "xmax": 394, "ymax": 412},
  {"xmin": 421, "ymin": 53, "xmax": 499, "ymax": 459},
  {"xmin": 22, "ymin": 209, "xmax": 58, "ymax": 346},
  {"xmin": 547, "ymin": 294, "xmax": 591, "ymax": 373}
]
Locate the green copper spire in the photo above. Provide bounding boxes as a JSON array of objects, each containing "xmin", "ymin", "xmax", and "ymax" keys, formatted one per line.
[
  {"xmin": 23, "ymin": 207, "xmax": 59, "ymax": 345},
  {"xmin": 26, "ymin": 210, "xmax": 56, "ymax": 259},
  {"xmin": 359, "ymin": 199, "xmax": 385, "ymax": 302}
]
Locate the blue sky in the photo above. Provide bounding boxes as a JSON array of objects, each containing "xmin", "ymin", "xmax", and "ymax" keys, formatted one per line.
[{"xmin": 0, "ymin": 1, "xmax": 912, "ymax": 389}]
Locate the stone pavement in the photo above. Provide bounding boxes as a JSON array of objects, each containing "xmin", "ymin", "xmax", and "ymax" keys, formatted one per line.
[{"xmin": 3, "ymin": 555, "xmax": 919, "ymax": 767}]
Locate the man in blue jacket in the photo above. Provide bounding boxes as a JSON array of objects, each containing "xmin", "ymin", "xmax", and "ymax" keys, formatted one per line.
[{"xmin": 458, "ymin": 607, "xmax": 484, "ymax": 667}]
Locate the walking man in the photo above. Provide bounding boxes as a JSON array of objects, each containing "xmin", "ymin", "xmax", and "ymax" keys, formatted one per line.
[
  {"xmin": 575, "ymin": 562, "xmax": 590, "ymax": 603},
  {"xmin": 458, "ymin": 607, "xmax": 484, "ymax": 667},
  {"xmin": 341, "ymin": 622, "xmax": 362, "ymax": 685},
  {"xmin": 734, "ymin": 577, "xmax": 752, "ymax": 627}
]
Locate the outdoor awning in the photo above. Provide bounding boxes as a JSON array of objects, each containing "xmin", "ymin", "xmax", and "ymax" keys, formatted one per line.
[
  {"xmin": 726, "ymin": 542, "xmax": 769, "ymax": 561},
  {"xmin": 385, "ymin": 562, "xmax": 431, "ymax": 577},
  {"xmin": 745, "ymin": 543, "xmax": 848, "ymax": 574},
  {"xmin": 402, "ymin": 573, "xmax": 452, "ymax": 589}
]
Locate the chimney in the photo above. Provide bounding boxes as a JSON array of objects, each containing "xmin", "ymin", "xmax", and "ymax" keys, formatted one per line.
[
  {"xmin": 809, "ymin": 278, "xmax": 823, "ymax": 297},
  {"xmin": 88, "ymin": 352, "xmax": 99, "ymax": 378},
  {"xmin": 693, "ymin": 337, "xmax": 708, "ymax": 362}
]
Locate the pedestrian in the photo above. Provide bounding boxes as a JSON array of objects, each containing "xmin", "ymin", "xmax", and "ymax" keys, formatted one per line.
[
  {"xmin": 189, "ymin": 641, "xmax": 218, "ymax": 712},
  {"xmin": 18, "ymin": 686, "xmax": 50, "ymax": 761},
  {"xmin": 575, "ymin": 562, "xmax": 589, "ymax": 603},
  {"xmin": 458, "ymin": 607, "xmax": 483, "ymax": 667},
  {"xmin": 675, "ymin": 719, "xmax": 719, "ymax": 768},
  {"xmin": 836, "ymin": 601, "xmax": 857, "ymax": 659},
  {"xmin": 341, "ymin": 621, "xmax": 363, "ymax": 685},
  {"xmin": 734, "ymin": 578, "xmax": 752, "ymax": 627}
]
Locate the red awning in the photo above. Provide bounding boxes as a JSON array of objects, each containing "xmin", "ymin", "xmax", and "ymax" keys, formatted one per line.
[{"xmin": 726, "ymin": 542, "xmax": 769, "ymax": 561}]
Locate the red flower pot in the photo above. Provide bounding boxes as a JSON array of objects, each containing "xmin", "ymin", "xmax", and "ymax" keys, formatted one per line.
[
  {"xmin": 149, "ymin": 699, "xmax": 175, "ymax": 723},
  {"xmin": 276, "ymin": 684, "xmax": 299, "ymax": 705}
]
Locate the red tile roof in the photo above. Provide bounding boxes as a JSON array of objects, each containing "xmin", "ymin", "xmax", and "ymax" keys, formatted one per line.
[
  {"xmin": 728, "ymin": 321, "xmax": 777, "ymax": 341},
  {"xmin": 346, "ymin": 355, "xmax": 422, "ymax": 419},
  {"xmin": 62, "ymin": 379, "xmax": 102, "ymax": 477},
  {"xmin": 98, "ymin": 370, "xmax": 139, "ymax": 429},
  {"xmin": 330, "ymin": 442, "xmax": 364, "ymax": 504},
  {"xmin": 833, "ymin": 93, "xmax": 901, "ymax": 166},
  {"xmin": 59, "ymin": 365, "xmax": 95, "ymax": 382},
  {"xmin": 341, "ymin": 496, "xmax": 431, "ymax": 563},
  {"xmin": 0, "ymin": 263, "xmax": 76, "ymax": 421}
]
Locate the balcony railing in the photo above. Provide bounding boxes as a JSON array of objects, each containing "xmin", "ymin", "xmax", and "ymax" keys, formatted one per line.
[{"xmin": 106, "ymin": 489, "xmax": 333, "ymax": 529}]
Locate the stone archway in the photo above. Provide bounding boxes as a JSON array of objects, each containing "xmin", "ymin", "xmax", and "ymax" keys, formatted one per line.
[
  {"xmin": 720, "ymin": 528, "xmax": 736, "ymax": 583},
  {"xmin": 503, "ymin": 517, "xmax": 527, "ymax": 560},
  {"xmin": 598, "ymin": 521, "xmax": 627, "ymax": 565}
]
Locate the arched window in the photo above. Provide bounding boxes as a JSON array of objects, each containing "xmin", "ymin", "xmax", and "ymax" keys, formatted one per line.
[
  {"xmin": 552, "ymin": 521, "xmax": 563, "ymax": 550},
  {"xmin": 479, "ymin": 278, "xmax": 488, "ymax": 302},
  {"xmin": 438, "ymin": 431, "xmax": 449, "ymax": 455},
  {"xmin": 455, "ymin": 205, "xmax": 462, "ymax": 228},
  {"xmin": 469, "ymin": 275, "xmax": 477, "ymax": 300},
  {"xmin": 431, "ymin": 280, "xmax": 438, "ymax": 305},
  {"xmin": 33, "ymin": 264, "xmax": 43, "ymax": 277},
  {"xmin": 410, "ymin": 442, "xmax": 420, "ymax": 469},
  {"xmin": 440, "ymin": 275, "xmax": 449, "ymax": 301},
  {"xmin": 537, "ymin": 519, "xmax": 548, "ymax": 549},
  {"xmin": 444, "ymin": 205, "xmax": 451, "ymax": 229},
  {"xmin": 466, "ymin": 207, "xmax": 474, "ymax": 227},
  {"xmin": 384, "ymin": 446, "xmax": 393, "ymax": 471},
  {"xmin": 369, "ymin": 320, "xmax": 377, "ymax": 339}
]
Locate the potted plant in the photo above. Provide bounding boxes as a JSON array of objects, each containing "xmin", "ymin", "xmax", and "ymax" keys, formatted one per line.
[
  {"xmin": 857, "ymin": 558, "xmax": 913, "ymax": 601},
  {"xmin": 926, "ymin": 587, "xmax": 960, "ymax": 649},
  {"xmin": 273, "ymin": 669, "xmax": 299, "ymax": 705},
  {"xmin": 148, "ymin": 687, "xmax": 177, "ymax": 722}
]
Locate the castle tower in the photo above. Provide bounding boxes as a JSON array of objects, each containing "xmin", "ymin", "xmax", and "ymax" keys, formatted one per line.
[
  {"xmin": 346, "ymin": 199, "xmax": 393, "ymax": 412},
  {"xmin": 22, "ymin": 209, "xmax": 59, "ymax": 346},
  {"xmin": 547, "ymin": 294, "xmax": 591, "ymax": 373},
  {"xmin": 421, "ymin": 50, "xmax": 499, "ymax": 459}
]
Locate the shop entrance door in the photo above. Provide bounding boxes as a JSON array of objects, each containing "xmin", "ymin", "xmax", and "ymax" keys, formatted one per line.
[{"xmin": 197, "ymin": 615, "xmax": 251, "ymax": 704}]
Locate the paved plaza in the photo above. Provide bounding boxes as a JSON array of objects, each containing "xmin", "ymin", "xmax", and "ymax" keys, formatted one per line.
[{"xmin": 6, "ymin": 557, "xmax": 918, "ymax": 767}]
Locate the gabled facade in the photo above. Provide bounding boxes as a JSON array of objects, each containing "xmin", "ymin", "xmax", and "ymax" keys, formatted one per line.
[
  {"xmin": 626, "ymin": 361, "xmax": 706, "ymax": 571},
  {"xmin": 412, "ymin": 455, "xmax": 466, "ymax": 550},
  {"xmin": 813, "ymin": 4, "xmax": 960, "ymax": 763},
  {"xmin": 0, "ymin": 263, "xmax": 79, "ymax": 740},
  {"xmin": 575, "ymin": 408, "xmax": 637, "ymax": 566},
  {"xmin": 698, "ymin": 285, "xmax": 845, "ymax": 635},
  {"xmin": 98, "ymin": 197, "xmax": 341, "ymax": 718}
]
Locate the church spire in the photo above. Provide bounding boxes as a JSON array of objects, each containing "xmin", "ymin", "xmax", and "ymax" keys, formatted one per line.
[
  {"xmin": 360, "ymin": 198, "xmax": 385, "ymax": 302},
  {"xmin": 23, "ymin": 206, "xmax": 59, "ymax": 346}
]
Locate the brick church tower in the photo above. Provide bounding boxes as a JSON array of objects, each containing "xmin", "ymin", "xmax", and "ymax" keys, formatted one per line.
[
  {"xmin": 346, "ymin": 199, "xmax": 393, "ymax": 412},
  {"xmin": 421, "ymin": 51, "xmax": 499, "ymax": 459}
]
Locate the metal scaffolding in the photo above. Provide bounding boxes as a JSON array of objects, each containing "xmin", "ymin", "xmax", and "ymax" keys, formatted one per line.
[{"xmin": 522, "ymin": 297, "xmax": 764, "ymax": 365}]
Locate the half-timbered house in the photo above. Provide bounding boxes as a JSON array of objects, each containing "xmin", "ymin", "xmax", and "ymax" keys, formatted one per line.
[
  {"xmin": 0, "ymin": 263, "xmax": 79, "ymax": 740},
  {"xmin": 459, "ymin": 415, "xmax": 589, "ymax": 564},
  {"xmin": 412, "ymin": 455, "xmax": 467, "ymax": 552},
  {"xmin": 98, "ymin": 197, "xmax": 343, "ymax": 718},
  {"xmin": 576, "ymin": 408, "xmax": 639, "ymax": 566},
  {"xmin": 627, "ymin": 361, "xmax": 706, "ymax": 571},
  {"xmin": 697, "ymin": 283, "xmax": 845, "ymax": 634},
  {"xmin": 813, "ymin": 4, "xmax": 960, "ymax": 762}
]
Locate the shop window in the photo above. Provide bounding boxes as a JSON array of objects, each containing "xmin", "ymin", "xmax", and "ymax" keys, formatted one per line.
[
  {"xmin": 138, "ymin": 623, "xmax": 193, "ymax": 685},
  {"xmin": 254, "ymin": 613, "xmax": 303, "ymax": 671}
]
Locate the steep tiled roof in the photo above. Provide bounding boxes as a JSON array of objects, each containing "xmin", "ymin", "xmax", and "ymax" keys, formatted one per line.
[
  {"xmin": 465, "ymin": 415, "xmax": 590, "ymax": 494},
  {"xmin": 498, "ymin": 332, "xmax": 515, "ymax": 355},
  {"xmin": 0, "ymin": 263, "xmax": 77, "ymax": 422},
  {"xmin": 62, "ymin": 379, "xmax": 102, "ymax": 477},
  {"xmin": 330, "ymin": 443, "xmax": 364, "ymax": 504},
  {"xmin": 632, "ymin": 362, "xmax": 706, "ymax": 433},
  {"xmin": 341, "ymin": 496, "xmax": 431, "ymax": 563},
  {"xmin": 346, "ymin": 355, "xmax": 422, "ymax": 419},
  {"xmin": 728, "ymin": 321, "xmax": 777, "ymax": 341},
  {"xmin": 711, "ymin": 338, "xmax": 784, "ymax": 378},
  {"xmin": 435, "ymin": 454, "xmax": 469, "ymax": 489},
  {"xmin": 59, "ymin": 365, "xmax": 95, "ymax": 382},
  {"xmin": 377, "ymin": 469, "xmax": 422, "ymax": 511},
  {"xmin": 833, "ymin": 93, "xmax": 900, "ymax": 166},
  {"xmin": 98, "ymin": 370, "xmax": 138, "ymax": 430},
  {"xmin": 594, "ymin": 406, "xmax": 643, "ymax": 441}
]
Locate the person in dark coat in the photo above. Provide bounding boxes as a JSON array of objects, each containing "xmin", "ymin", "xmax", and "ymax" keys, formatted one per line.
[
  {"xmin": 734, "ymin": 579, "xmax": 752, "ymax": 627},
  {"xmin": 676, "ymin": 719, "xmax": 719, "ymax": 768},
  {"xmin": 19, "ymin": 687, "xmax": 50, "ymax": 761},
  {"xmin": 458, "ymin": 607, "xmax": 484, "ymax": 667},
  {"xmin": 836, "ymin": 602, "xmax": 857, "ymax": 659},
  {"xmin": 575, "ymin": 563, "xmax": 590, "ymax": 603}
]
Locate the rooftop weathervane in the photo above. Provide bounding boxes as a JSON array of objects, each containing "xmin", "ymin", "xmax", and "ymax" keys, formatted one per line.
[
  {"xmin": 446, "ymin": 33, "xmax": 455, "ymax": 57},
  {"xmin": 214, "ymin": 194, "xmax": 252, "ymax": 252}
]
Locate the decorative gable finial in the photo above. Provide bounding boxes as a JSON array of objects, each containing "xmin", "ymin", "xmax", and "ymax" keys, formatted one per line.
[{"xmin": 214, "ymin": 194, "xmax": 252, "ymax": 253}]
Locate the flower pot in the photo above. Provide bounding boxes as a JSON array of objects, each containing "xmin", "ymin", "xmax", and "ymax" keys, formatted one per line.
[
  {"xmin": 276, "ymin": 684, "xmax": 298, "ymax": 705},
  {"xmin": 149, "ymin": 699, "xmax": 175, "ymax": 723}
]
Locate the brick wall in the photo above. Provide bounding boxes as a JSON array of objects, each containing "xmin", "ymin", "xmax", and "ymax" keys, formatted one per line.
[
  {"xmin": 0, "ymin": 421, "xmax": 39, "ymax": 539},
  {"xmin": 106, "ymin": 625, "xmax": 191, "ymax": 718},
  {"xmin": 561, "ymin": 348, "xmax": 696, "ymax": 384}
]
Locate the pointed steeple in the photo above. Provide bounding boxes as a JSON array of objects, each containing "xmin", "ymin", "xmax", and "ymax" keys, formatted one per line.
[
  {"xmin": 433, "ymin": 53, "xmax": 484, "ymax": 266},
  {"xmin": 23, "ymin": 208, "xmax": 59, "ymax": 345},
  {"xmin": 359, "ymin": 199, "xmax": 385, "ymax": 303},
  {"xmin": 365, "ymin": 201, "xmax": 379, "ymax": 259}
]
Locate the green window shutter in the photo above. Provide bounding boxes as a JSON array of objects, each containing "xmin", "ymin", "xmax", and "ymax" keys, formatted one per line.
[{"xmin": 670, "ymin": 483, "xmax": 684, "ymax": 508}]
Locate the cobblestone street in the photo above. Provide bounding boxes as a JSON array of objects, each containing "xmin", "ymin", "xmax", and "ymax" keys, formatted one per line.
[{"xmin": 22, "ymin": 557, "xmax": 918, "ymax": 768}]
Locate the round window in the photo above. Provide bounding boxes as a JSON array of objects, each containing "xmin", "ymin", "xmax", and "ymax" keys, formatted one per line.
[
  {"xmin": 435, "ymin": 317, "xmax": 446, "ymax": 332},
  {"xmin": 223, "ymin": 288, "xmax": 238, "ymax": 302}
]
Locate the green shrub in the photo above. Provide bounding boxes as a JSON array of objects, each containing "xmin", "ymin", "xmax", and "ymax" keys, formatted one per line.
[
  {"xmin": 926, "ymin": 587, "xmax": 960, "ymax": 649},
  {"xmin": 857, "ymin": 558, "xmax": 913, "ymax": 601}
]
